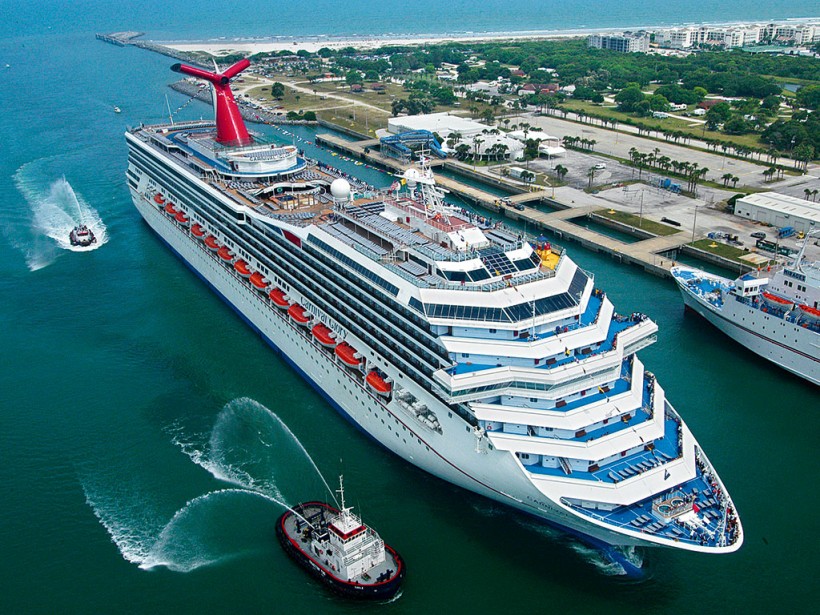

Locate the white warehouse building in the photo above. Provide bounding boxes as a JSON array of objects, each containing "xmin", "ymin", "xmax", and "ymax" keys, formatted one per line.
[{"xmin": 734, "ymin": 192, "xmax": 820, "ymax": 233}]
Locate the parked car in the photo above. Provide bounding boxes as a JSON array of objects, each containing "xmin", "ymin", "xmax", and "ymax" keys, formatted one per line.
[
  {"xmin": 751, "ymin": 231, "xmax": 766, "ymax": 239},
  {"xmin": 514, "ymin": 203, "xmax": 525, "ymax": 211}
]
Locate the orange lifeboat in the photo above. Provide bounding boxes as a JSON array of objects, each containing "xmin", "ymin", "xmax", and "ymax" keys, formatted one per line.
[
  {"xmin": 191, "ymin": 224, "xmax": 206, "ymax": 238},
  {"xmin": 269, "ymin": 288, "xmax": 290, "ymax": 309},
  {"xmin": 164, "ymin": 202, "xmax": 178, "ymax": 216},
  {"xmin": 762, "ymin": 291, "xmax": 794, "ymax": 309},
  {"xmin": 312, "ymin": 323, "xmax": 337, "ymax": 348},
  {"xmin": 204, "ymin": 235, "xmax": 220, "ymax": 251},
  {"xmin": 153, "ymin": 193, "xmax": 165, "ymax": 205},
  {"xmin": 335, "ymin": 342, "xmax": 362, "ymax": 369},
  {"xmin": 175, "ymin": 210, "xmax": 190, "ymax": 225},
  {"xmin": 288, "ymin": 304, "xmax": 312, "ymax": 326},
  {"xmin": 798, "ymin": 304, "xmax": 820, "ymax": 322},
  {"xmin": 218, "ymin": 246, "xmax": 235, "ymax": 262},
  {"xmin": 366, "ymin": 371, "xmax": 392, "ymax": 397},
  {"xmin": 234, "ymin": 260, "xmax": 251, "ymax": 277},
  {"xmin": 249, "ymin": 271, "xmax": 269, "ymax": 290}
]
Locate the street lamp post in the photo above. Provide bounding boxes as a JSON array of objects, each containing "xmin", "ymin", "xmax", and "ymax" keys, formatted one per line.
[
  {"xmin": 691, "ymin": 204, "xmax": 699, "ymax": 243},
  {"xmin": 639, "ymin": 190, "xmax": 644, "ymax": 228}
]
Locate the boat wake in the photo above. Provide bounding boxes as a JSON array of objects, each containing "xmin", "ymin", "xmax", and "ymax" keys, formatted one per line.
[
  {"xmin": 82, "ymin": 480, "xmax": 277, "ymax": 572},
  {"xmin": 517, "ymin": 516, "xmax": 644, "ymax": 577},
  {"xmin": 567, "ymin": 542, "xmax": 644, "ymax": 577},
  {"xmin": 170, "ymin": 397, "xmax": 338, "ymax": 506},
  {"xmin": 82, "ymin": 397, "xmax": 334, "ymax": 572},
  {"xmin": 12, "ymin": 162, "xmax": 107, "ymax": 269}
]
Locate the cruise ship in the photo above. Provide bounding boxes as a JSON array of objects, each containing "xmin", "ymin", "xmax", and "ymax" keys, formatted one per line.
[
  {"xmin": 125, "ymin": 59, "xmax": 742, "ymax": 563},
  {"xmin": 672, "ymin": 237, "xmax": 820, "ymax": 386}
]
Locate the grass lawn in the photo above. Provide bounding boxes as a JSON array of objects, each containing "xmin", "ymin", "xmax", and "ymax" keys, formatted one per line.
[
  {"xmin": 689, "ymin": 238, "xmax": 769, "ymax": 263},
  {"xmin": 595, "ymin": 209, "xmax": 681, "ymax": 236},
  {"xmin": 316, "ymin": 110, "xmax": 382, "ymax": 137},
  {"xmin": 559, "ymin": 100, "xmax": 767, "ymax": 152}
]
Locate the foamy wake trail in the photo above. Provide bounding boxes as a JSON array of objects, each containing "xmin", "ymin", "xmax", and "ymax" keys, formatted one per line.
[
  {"xmin": 83, "ymin": 480, "xmax": 280, "ymax": 573},
  {"xmin": 567, "ymin": 542, "xmax": 630, "ymax": 576},
  {"xmin": 516, "ymin": 516, "xmax": 640, "ymax": 576},
  {"xmin": 171, "ymin": 397, "xmax": 337, "ymax": 506},
  {"xmin": 12, "ymin": 163, "xmax": 107, "ymax": 269}
]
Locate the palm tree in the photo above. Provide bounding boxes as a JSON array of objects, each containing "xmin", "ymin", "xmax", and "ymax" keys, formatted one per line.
[
  {"xmin": 722, "ymin": 173, "xmax": 733, "ymax": 187},
  {"xmin": 731, "ymin": 176, "xmax": 739, "ymax": 188},
  {"xmin": 472, "ymin": 136, "xmax": 484, "ymax": 167},
  {"xmin": 813, "ymin": 189, "xmax": 819, "ymax": 202},
  {"xmin": 587, "ymin": 167, "xmax": 597, "ymax": 189},
  {"xmin": 554, "ymin": 165, "xmax": 568, "ymax": 181},
  {"xmin": 805, "ymin": 188, "xmax": 812, "ymax": 200}
]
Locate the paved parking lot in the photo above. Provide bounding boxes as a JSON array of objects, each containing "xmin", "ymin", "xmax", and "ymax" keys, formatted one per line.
[{"xmin": 522, "ymin": 112, "xmax": 816, "ymax": 192}]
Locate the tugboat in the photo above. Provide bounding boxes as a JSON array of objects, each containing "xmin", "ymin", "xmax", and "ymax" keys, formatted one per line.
[
  {"xmin": 69, "ymin": 224, "xmax": 96, "ymax": 247},
  {"xmin": 276, "ymin": 477, "xmax": 405, "ymax": 599}
]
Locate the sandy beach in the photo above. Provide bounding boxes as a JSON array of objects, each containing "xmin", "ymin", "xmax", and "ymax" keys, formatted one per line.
[
  {"xmin": 158, "ymin": 18, "xmax": 818, "ymax": 56},
  {"xmin": 160, "ymin": 27, "xmax": 633, "ymax": 56}
]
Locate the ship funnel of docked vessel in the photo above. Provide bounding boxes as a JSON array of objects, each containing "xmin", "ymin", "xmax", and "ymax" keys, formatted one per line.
[{"xmin": 171, "ymin": 58, "xmax": 252, "ymax": 146}]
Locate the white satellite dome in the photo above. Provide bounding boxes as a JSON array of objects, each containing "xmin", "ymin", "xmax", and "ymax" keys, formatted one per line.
[
  {"xmin": 403, "ymin": 168, "xmax": 421, "ymax": 184},
  {"xmin": 329, "ymin": 178, "xmax": 351, "ymax": 200}
]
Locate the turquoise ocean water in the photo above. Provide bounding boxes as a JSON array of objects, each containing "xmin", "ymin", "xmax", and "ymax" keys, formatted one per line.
[{"xmin": 1, "ymin": 2, "xmax": 818, "ymax": 612}]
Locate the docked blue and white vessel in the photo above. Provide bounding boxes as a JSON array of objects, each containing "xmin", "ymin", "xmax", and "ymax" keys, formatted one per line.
[
  {"xmin": 672, "ymin": 235, "xmax": 820, "ymax": 386},
  {"xmin": 125, "ymin": 58, "xmax": 742, "ymax": 561}
]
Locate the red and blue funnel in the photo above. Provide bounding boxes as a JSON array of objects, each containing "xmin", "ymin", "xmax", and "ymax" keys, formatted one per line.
[{"xmin": 172, "ymin": 58, "xmax": 252, "ymax": 146}]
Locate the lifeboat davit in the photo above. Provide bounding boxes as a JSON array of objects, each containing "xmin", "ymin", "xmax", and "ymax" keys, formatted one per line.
[
  {"xmin": 191, "ymin": 224, "xmax": 205, "ymax": 238},
  {"xmin": 175, "ymin": 210, "xmax": 190, "ymax": 225},
  {"xmin": 218, "ymin": 246, "xmax": 235, "ymax": 262},
  {"xmin": 798, "ymin": 304, "xmax": 820, "ymax": 323},
  {"xmin": 288, "ymin": 304, "xmax": 312, "ymax": 326},
  {"xmin": 234, "ymin": 260, "xmax": 252, "ymax": 277},
  {"xmin": 269, "ymin": 288, "xmax": 290, "ymax": 309},
  {"xmin": 311, "ymin": 323, "xmax": 337, "ymax": 348},
  {"xmin": 366, "ymin": 371, "xmax": 392, "ymax": 397},
  {"xmin": 204, "ymin": 235, "xmax": 220, "ymax": 251},
  {"xmin": 335, "ymin": 342, "xmax": 362, "ymax": 369},
  {"xmin": 249, "ymin": 271, "xmax": 269, "ymax": 290},
  {"xmin": 164, "ymin": 202, "xmax": 179, "ymax": 216},
  {"xmin": 762, "ymin": 291, "xmax": 794, "ymax": 309},
  {"xmin": 153, "ymin": 193, "xmax": 165, "ymax": 205}
]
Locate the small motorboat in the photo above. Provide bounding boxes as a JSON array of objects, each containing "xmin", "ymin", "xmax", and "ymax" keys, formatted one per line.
[
  {"xmin": 113, "ymin": 106, "xmax": 122, "ymax": 113},
  {"xmin": 69, "ymin": 224, "xmax": 96, "ymax": 247}
]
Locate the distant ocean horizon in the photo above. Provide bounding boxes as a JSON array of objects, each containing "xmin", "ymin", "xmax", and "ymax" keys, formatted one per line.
[{"xmin": 1, "ymin": 0, "xmax": 818, "ymax": 42}]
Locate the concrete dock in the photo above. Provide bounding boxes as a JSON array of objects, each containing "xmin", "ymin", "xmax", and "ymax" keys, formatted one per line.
[{"xmin": 315, "ymin": 133, "xmax": 735, "ymax": 279}]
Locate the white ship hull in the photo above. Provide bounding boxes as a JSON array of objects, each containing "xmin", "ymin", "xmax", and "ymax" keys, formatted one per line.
[
  {"xmin": 676, "ymin": 280, "xmax": 820, "ymax": 386},
  {"xmin": 132, "ymin": 190, "xmax": 694, "ymax": 552}
]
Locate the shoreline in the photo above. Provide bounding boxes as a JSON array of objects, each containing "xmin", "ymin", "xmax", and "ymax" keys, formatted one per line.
[{"xmin": 158, "ymin": 17, "xmax": 820, "ymax": 55}]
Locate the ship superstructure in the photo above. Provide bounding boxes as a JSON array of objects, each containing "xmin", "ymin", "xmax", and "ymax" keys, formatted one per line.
[
  {"xmin": 125, "ymin": 59, "xmax": 742, "ymax": 559},
  {"xmin": 672, "ymin": 236, "xmax": 820, "ymax": 386}
]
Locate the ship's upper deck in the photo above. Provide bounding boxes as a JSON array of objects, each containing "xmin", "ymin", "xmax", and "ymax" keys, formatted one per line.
[{"xmin": 130, "ymin": 121, "xmax": 565, "ymax": 294}]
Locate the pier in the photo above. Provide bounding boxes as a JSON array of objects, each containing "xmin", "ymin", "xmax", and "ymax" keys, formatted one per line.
[{"xmin": 315, "ymin": 132, "xmax": 701, "ymax": 278}]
